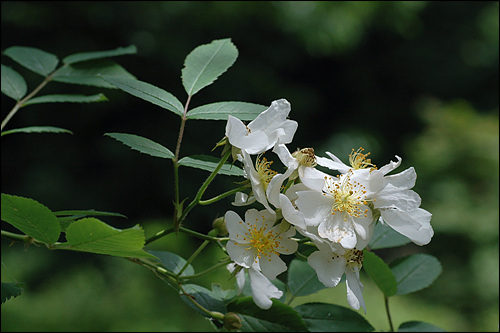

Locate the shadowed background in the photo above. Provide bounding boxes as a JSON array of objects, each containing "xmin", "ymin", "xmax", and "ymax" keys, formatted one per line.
[{"xmin": 1, "ymin": 1, "xmax": 498, "ymax": 331}]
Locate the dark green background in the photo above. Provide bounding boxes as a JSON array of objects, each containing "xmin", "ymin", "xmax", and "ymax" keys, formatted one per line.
[{"xmin": 2, "ymin": 1, "xmax": 498, "ymax": 331}]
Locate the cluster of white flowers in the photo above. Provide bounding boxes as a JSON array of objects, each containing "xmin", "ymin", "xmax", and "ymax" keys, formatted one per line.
[{"xmin": 223, "ymin": 99, "xmax": 433, "ymax": 311}]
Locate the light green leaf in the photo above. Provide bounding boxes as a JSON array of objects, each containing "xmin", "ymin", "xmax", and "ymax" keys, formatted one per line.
[
  {"xmin": 24, "ymin": 93, "xmax": 108, "ymax": 106},
  {"xmin": 105, "ymin": 133, "xmax": 174, "ymax": 159},
  {"xmin": 390, "ymin": 254, "xmax": 442, "ymax": 295},
  {"xmin": 1, "ymin": 282, "xmax": 24, "ymax": 304},
  {"xmin": 187, "ymin": 101, "xmax": 267, "ymax": 121},
  {"xmin": 100, "ymin": 76, "xmax": 184, "ymax": 116},
  {"xmin": 397, "ymin": 320, "xmax": 446, "ymax": 332},
  {"xmin": 369, "ymin": 221, "xmax": 411, "ymax": 249},
  {"xmin": 61, "ymin": 217, "xmax": 156, "ymax": 258},
  {"xmin": 182, "ymin": 38, "xmax": 238, "ymax": 96},
  {"xmin": 1, "ymin": 126, "xmax": 72, "ymax": 137},
  {"xmin": 178, "ymin": 155, "xmax": 244, "ymax": 176},
  {"xmin": 1, "ymin": 64, "xmax": 27, "ymax": 100},
  {"xmin": 3, "ymin": 46, "xmax": 59, "ymax": 76},
  {"xmin": 63, "ymin": 45, "xmax": 137, "ymax": 64},
  {"xmin": 54, "ymin": 209, "xmax": 127, "ymax": 232},
  {"xmin": 1, "ymin": 193, "xmax": 60, "ymax": 244},
  {"xmin": 148, "ymin": 250, "xmax": 194, "ymax": 277},
  {"xmin": 227, "ymin": 297, "xmax": 308, "ymax": 332},
  {"xmin": 294, "ymin": 302, "xmax": 375, "ymax": 332},
  {"xmin": 52, "ymin": 59, "xmax": 136, "ymax": 88},
  {"xmin": 180, "ymin": 284, "xmax": 227, "ymax": 317},
  {"xmin": 362, "ymin": 250, "xmax": 398, "ymax": 297},
  {"xmin": 287, "ymin": 258, "xmax": 327, "ymax": 297}
]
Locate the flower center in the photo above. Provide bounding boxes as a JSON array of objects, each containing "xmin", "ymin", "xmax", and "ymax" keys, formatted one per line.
[
  {"xmin": 292, "ymin": 147, "xmax": 317, "ymax": 167},
  {"xmin": 323, "ymin": 170, "xmax": 369, "ymax": 220},
  {"xmin": 255, "ymin": 154, "xmax": 278, "ymax": 191},
  {"xmin": 349, "ymin": 147, "xmax": 376, "ymax": 170},
  {"xmin": 239, "ymin": 216, "xmax": 282, "ymax": 263},
  {"xmin": 344, "ymin": 249, "xmax": 364, "ymax": 269}
]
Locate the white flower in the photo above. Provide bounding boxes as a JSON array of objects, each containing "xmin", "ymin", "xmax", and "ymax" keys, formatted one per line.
[
  {"xmin": 225, "ymin": 99, "xmax": 298, "ymax": 155},
  {"xmin": 225, "ymin": 208, "xmax": 298, "ymax": 280},
  {"xmin": 227, "ymin": 264, "xmax": 283, "ymax": 310}
]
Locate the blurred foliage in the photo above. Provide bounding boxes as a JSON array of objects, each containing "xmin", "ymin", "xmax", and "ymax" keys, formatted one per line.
[{"xmin": 1, "ymin": 1, "xmax": 498, "ymax": 332}]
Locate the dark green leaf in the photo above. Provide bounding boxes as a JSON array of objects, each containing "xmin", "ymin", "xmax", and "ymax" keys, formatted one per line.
[
  {"xmin": 287, "ymin": 258, "xmax": 327, "ymax": 297},
  {"xmin": 178, "ymin": 155, "xmax": 244, "ymax": 176},
  {"xmin": 398, "ymin": 320, "xmax": 446, "ymax": 332},
  {"xmin": 1, "ymin": 64, "xmax": 27, "ymax": 100},
  {"xmin": 105, "ymin": 132, "xmax": 174, "ymax": 159},
  {"xmin": 52, "ymin": 59, "xmax": 136, "ymax": 88},
  {"xmin": 362, "ymin": 250, "xmax": 397, "ymax": 297},
  {"xmin": 1, "ymin": 126, "xmax": 72, "ymax": 137},
  {"xmin": 3, "ymin": 46, "xmax": 59, "ymax": 76},
  {"xmin": 390, "ymin": 254, "xmax": 442, "ymax": 295},
  {"xmin": 180, "ymin": 284, "xmax": 227, "ymax": 317},
  {"xmin": 60, "ymin": 218, "xmax": 156, "ymax": 258},
  {"xmin": 54, "ymin": 209, "xmax": 127, "ymax": 232},
  {"xmin": 100, "ymin": 76, "xmax": 184, "ymax": 116},
  {"xmin": 24, "ymin": 93, "xmax": 108, "ymax": 106},
  {"xmin": 182, "ymin": 38, "xmax": 238, "ymax": 96},
  {"xmin": 1, "ymin": 282, "xmax": 24, "ymax": 304},
  {"xmin": 369, "ymin": 221, "xmax": 411, "ymax": 249},
  {"xmin": 187, "ymin": 101, "xmax": 267, "ymax": 121},
  {"xmin": 227, "ymin": 297, "xmax": 308, "ymax": 332},
  {"xmin": 148, "ymin": 250, "xmax": 194, "ymax": 277},
  {"xmin": 1, "ymin": 193, "xmax": 60, "ymax": 244},
  {"xmin": 63, "ymin": 45, "xmax": 137, "ymax": 64},
  {"xmin": 294, "ymin": 302, "xmax": 375, "ymax": 332}
]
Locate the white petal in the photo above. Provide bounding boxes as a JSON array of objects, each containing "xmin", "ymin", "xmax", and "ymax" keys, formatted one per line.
[
  {"xmin": 299, "ymin": 167, "xmax": 330, "ymax": 191},
  {"xmin": 232, "ymin": 192, "xmax": 256, "ymax": 206},
  {"xmin": 258, "ymin": 253, "xmax": 287, "ymax": 280},
  {"xmin": 227, "ymin": 263, "xmax": 246, "ymax": 294},
  {"xmin": 352, "ymin": 211, "xmax": 373, "ymax": 241},
  {"xmin": 296, "ymin": 190, "xmax": 333, "ymax": 227},
  {"xmin": 378, "ymin": 155, "xmax": 402, "ymax": 175},
  {"xmin": 226, "ymin": 241, "xmax": 254, "ymax": 268},
  {"xmin": 248, "ymin": 267, "xmax": 283, "ymax": 310},
  {"xmin": 383, "ymin": 167, "xmax": 417, "ymax": 190},
  {"xmin": 279, "ymin": 193, "xmax": 307, "ymax": 229},
  {"xmin": 380, "ymin": 208, "xmax": 433, "ymax": 245},
  {"xmin": 374, "ymin": 189, "xmax": 421, "ymax": 211},
  {"xmin": 307, "ymin": 250, "xmax": 345, "ymax": 288},
  {"xmin": 225, "ymin": 210, "xmax": 250, "ymax": 241},
  {"xmin": 316, "ymin": 152, "xmax": 351, "ymax": 173},
  {"xmin": 345, "ymin": 269, "xmax": 366, "ymax": 313}
]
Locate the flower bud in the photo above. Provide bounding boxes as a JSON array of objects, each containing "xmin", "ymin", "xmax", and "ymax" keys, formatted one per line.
[
  {"xmin": 212, "ymin": 216, "xmax": 228, "ymax": 236},
  {"xmin": 223, "ymin": 312, "xmax": 242, "ymax": 330}
]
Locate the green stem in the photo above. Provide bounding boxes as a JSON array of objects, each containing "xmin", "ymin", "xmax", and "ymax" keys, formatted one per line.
[
  {"xmin": 176, "ymin": 239, "xmax": 209, "ymax": 277},
  {"xmin": 179, "ymin": 226, "xmax": 228, "ymax": 242},
  {"xmin": 179, "ymin": 257, "xmax": 232, "ymax": 280},
  {"xmin": 178, "ymin": 283, "xmax": 225, "ymax": 321},
  {"xmin": 198, "ymin": 186, "xmax": 246, "ymax": 205},
  {"xmin": 144, "ymin": 226, "xmax": 175, "ymax": 245},
  {"xmin": 385, "ymin": 296, "xmax": 395, "ymax": 332}
]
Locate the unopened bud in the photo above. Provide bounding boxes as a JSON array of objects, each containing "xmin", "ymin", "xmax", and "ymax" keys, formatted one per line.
[
  {"xmin": 223, "ymin": 312, "xmax": 242, "ymax": 330},
  {"xmin": 212, "ymin": 216, "xmax": 228, "ymax": 236}
]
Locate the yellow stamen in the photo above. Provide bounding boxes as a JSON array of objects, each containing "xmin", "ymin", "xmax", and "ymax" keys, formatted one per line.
[
  {"xmin": 349, "ymin": 147, "xmax": 376, "ymax": 170},
  {"xmin": 255, "ymin": 154, "xmax": 278, "ymax": 191}
]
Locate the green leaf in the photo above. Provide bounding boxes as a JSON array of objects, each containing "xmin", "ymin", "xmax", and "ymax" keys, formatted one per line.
[
  {"xmin": 99, "ymin": 76, "xmax": 184, "ymax": 116},
  {"xmin": 148, "ymin": 250, "xmax": 195, "ymax": 277},
  {"xmin": 52, "ymin": 59, "xmax": 136, "ymax": 88},
  {"xmin": 294, "ymin": 302, "xmax": 375, "ymax": 332},
  {"xmin": 1, "ymin": 64, "xmax": 27, "ymax": 100},
  {"xmin": 227, "ymin": 297, "xmax": 308, "ymax": 332},
  {"xmin": 180, "ymin": 284, "xmax": 227, "ymax": 317},
  {"xmin": 1, "ymin": 126, "xmax": 73, "ymax": 137},
  {"xmin": 1, "ymin": 193, "xmax": 61, "ymax": 244},
  {"xmin": 390, "ymin": 254, "xmax": 442, "ymax": 295},
  {"xmin": 362, "ymin": 250, "xmax": 398, "ymax": 297},
  {"xmin": 369, "ymin": 221, "xmax": 411, "ymax": 249},
  {"xmin": 3, "ymin": 46, "xmax": 59, "ymax": 76},
  {"xmin": 24, "ymin": 93, "xmax": 108, "ymax": 106},
  {"xmin": 105, "ymin": 132, "xmax": 174, "ymax": 159},
  {"xmin": 397, "ymin": 320, "xmax": 446, "ymax": 332},
  {"xmin": 54, "ymin": 209, "xmax": 127, "ymax": 232},
  {"xmin": 187, "ymin": 101, "xmax": 267, "ymax": 121},
  {"xmin": 178, "ymin": 155, "xmax": 244, "ymax": 176},
  {"xmin": 60, "ymin": 217, "xmax": 156, "ymax": 258},
  {"xmin": 1, "ymin": 282, "xmax": 24, "ymax": 304},
  {"xmin": 182, "ymin": 38, "xmax": 238, "ymax": 96},
  {"xmin": 63, "ymin": 45, "xmax": 137, "ymax": 64},
  {"xmin": 287, "ymin": 258, "xmax": 327, "ymax": 297}
]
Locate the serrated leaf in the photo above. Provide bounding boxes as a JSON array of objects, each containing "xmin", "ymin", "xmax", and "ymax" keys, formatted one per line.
[
  {"xmin": 362, "ymin": 250, "xmax": 398, "ymax": 297},
  {"xmin": 178, "ymin": 155, "xmax": 244, "ymax": 176},
  {"xmin": 148, "ymin": 250, "xmax": 194, "ymax": 277},
  {"xmin": 182, "ymin": 38, "xmax": 238, "ymax": 96},
  {"xmin": 105, "ymin": 132, "xmax": 174, "ymax": 159},
  {"xmin": 3, "ymin": 46, "xmax": 59, "ymax": 76},
  {"xmin": 1, "ymin": 282, "xmax": 24, "ymax": 304},
  {"xmin": 187, "ymin": 101, "xmax": 267, "ymax": 121},
  {"xmin": 100, "ymin": 76, "xmax": 184, "ymax": 116},
  {"xmin": 180, "ymin": 284, "xmax": 227, "ymax": 317},
  {"xmin": 52, "ymin": 59, "xmax": 136, "ymax": 88},
  {"xmin": 1, "ymin": 193, "xmax": 60, "ymax": 244},
  {"xmin": 1, "ymin": 64, "xmax": 27, "ymax": 100},
  {"xmin": 63, "ymin": 45, "xmax": 137, "ymax": 64},
  {"xmin": 390, "ymin": 254, "xmax": 442, "ymax": 295},
  {"xmin": 397, "ymin": 320, "xmax": 446, "ymax": 332},
  {"xmin": 60, "ymin": 217, "xmax": 156, "ymax": 258},
  {"xmin": 287, "ymin": 258, "xmax": 327, "ymax": 297},
  {"xmin": 294, "ymin": 302, "xmax": 375, "ymax": 332},
  {"xmin": 369, "ymin": 221, "xmax": 411, "ymax": 249},
  {"xmin": 24, "ymin": 93, "xmax": 108, "ymax": 106},
  {"xmin": 1, "ymin": 126, "xmax": 72, "ymax": 137},
  {"xmin": 227, "ymin": 297, "xmax": 308, "ymax": 332}
]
